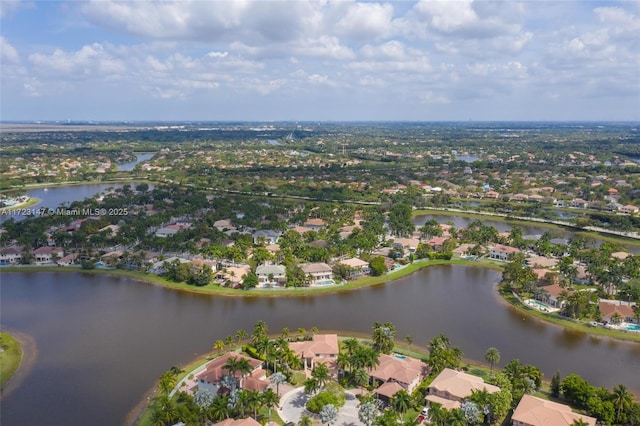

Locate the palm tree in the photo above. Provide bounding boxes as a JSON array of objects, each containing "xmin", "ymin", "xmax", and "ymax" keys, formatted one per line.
[
  {"xmin": 391, "ymin": 390, "xmax": 412, "ymax": 422},
  {"xmin": 281, "ymin": 327, "xmax": 290, "ymax": 340},
  {"xmin": 209, "ymin": 395, "xmax": 231, "ymax": 421},
  {"xmin": 235, "ymin": 357, "xmax": 253, "ymax": 389},
  {"xmin": 311, "ymin": 362, "xmax": 331, "ymax": 389},
  {"xmin": 297, "ymin": 328, "xmax": 307, "ymax": 341},
  {"xmin": 428, "ymin": 403, "xmax": 449, "ymax": 426},
  {"xmin": 235, "ymin": 329, "xmax": 248, "ymax": 343},
  {"xmin": 158, "ymin": 371, "xmax": 177, "ymax": 395},
  {"xmin": 446, "ymin": 408, "xmax": 466, "ymax": 426},
  {"xmin": 571, "ymin": 419, "xmax": 590, "ymax": 426},
  {"xmin": 354, "ymin": 368, "xmax": 370, "ymax": 388},
  {"xmin": 299, "ymin": 415, "xmax": 313, "ymax": 426},
  {"xmin": 262, "ymin": 388, "xmax": 280, "ymax": 421},
  {"xmin": 484, "ymin": 347, "xmax": 501, "ymax": 372},
  {"xmin": 247, "ymin": 390, "xmax": 262, "ymax": 419},
  {"xmin": 213, "ymin": 339, "xmax": 226, "ymax": 355},
  {"xmin": 612, "ymin": 384, "xmax": 634, "ymax": 423}
]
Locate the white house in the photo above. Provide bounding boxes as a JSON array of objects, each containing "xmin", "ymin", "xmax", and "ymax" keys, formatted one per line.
[
  {"xmin": 489, "ymin": 244, "xmax": 521, "ymax": 261},
  {"xmin": 255, "ymin": 264, "xmax": 286, "ymax": 287},
  {"xmin": 0, "ymin": 246, "xmax": 22, "ymax": 265},
  {"xmin": 32, "ymin": 246, "xmax": 64, "ymax": 265},
  {"xmin": 301, "ymin": 262, "xmax": 334, "ymax": 285}
]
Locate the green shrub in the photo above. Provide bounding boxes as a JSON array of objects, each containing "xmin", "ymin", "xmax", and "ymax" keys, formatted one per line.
[{"xmin": 306, "ymin": 382, "xmax": 346, "ymax": 413}]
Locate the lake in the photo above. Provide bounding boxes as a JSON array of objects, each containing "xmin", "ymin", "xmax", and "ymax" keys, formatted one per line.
[
  {"xmin": 117, "ymin": 153, "xmax": 156, "ymax": 172},
  {"xmin": 1, "ymin": 267, "xmax": 639, "ymax": 425}
]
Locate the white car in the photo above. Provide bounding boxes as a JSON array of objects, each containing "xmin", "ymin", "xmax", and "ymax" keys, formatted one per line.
[{"xmin": 421, "ymin": 407, "xmax": 429, "ymax": 416}]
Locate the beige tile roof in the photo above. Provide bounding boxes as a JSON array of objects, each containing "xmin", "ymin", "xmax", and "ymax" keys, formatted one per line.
[
  {"xmin": 512, "ymin": 395, "xmax": 596, "ymax": 426},
  {"xmin": 289, "ymin": 334, "xmax": 339, "ymax": 358},
  {"xmin": 428, "ymin": 368, "xmax": 500, "ymax": 400},
  {"xmin": 369, "ymin": 354, "xmax": 427, "ymax": 387}
]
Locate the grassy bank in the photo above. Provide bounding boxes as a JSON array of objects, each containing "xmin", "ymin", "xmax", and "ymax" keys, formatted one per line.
[
  {"xmin": 0, "ymin": 332, "xmax": 23, "ymax": 389},
  {"xmin": 414, "ymin": 208, "xmax": 640, "ymax": 247},
  {"xmin": 0, "ymin": 197, "xmax": 40, "ymax": 212},
  {"xmin": 500, "ymin": 289, "xmax": 640, "ymax": 343},
  {"xmin": 0, "ymin": 259, "xmax": 495, "ymax": 298}
]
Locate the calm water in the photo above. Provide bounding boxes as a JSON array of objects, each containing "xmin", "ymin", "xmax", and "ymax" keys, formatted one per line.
[
  {"xmin": 1, "ymin": 183, "xmax": 148, "ymax": 223},
  {"xmin": 1, "ymin": 267, "xmax": 639, "ymax": 425},
  {"xmin": 117, "ymin": 153, "xmax": 155, "ymax": 171},
  {"xmin": 415, "ymin": 214, "xmax": 640, "ymax": 254}
]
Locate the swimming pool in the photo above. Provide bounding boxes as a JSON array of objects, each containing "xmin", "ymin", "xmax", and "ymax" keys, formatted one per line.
[
  {"xmin": 315, "ymin": 280, "xmax": 334, "ymax": 286},
  {"xmin": 625, "ymin": 324, "xmax": 640, "ymax": 332},
  {"xmin": 525, "ymin": 299, "xmax": 554, "ymax": 312}
]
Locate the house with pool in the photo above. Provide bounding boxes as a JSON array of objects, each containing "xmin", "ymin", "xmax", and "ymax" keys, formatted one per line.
[
  {"xmin": 370, "ymin": 353, "xmax": 428, "ymax": 402},
  {"xmin": 289, "ymin": 334, "xmax": 339, "ymax": 373},
  {"xmin": 255, "ymin": 263, "xmax": 286, "ymax": 288},
  {"xmin": 194, "ymin": 352, "xmax": 268, "ymax": 394},
  {"xmin": 301, "ymin": 262, "xmax": 334, "ymax": 286}
]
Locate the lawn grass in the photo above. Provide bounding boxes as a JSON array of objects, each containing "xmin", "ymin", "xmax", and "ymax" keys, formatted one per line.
[
  {"xmin": 500, "ymin": 290, "xmax": 640, "ymax": 343},
  {"xmin": 0, "ymin": 332, "xmax": 23, "ymax": 389},
  {"xmin": 0, "ymin": 197, "xmax": 40, "ymax": 212}
]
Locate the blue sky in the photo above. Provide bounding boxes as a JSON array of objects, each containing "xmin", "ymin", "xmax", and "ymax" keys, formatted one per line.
[{"xmin": 1, "ymin": 1, "xmax": 639, "ymax": 121}]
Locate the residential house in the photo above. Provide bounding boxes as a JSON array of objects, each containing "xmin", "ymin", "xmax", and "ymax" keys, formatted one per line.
[
  {"xmin": 214, "ymin": 419, "xmax": 262, "ymax": 426},
  {"xmin": 391, "ymin": 237, "xmax": 420, "ymax": 254},
  {"xmin": 255, "ymin": 264, "xmax": 286, "ymax": 287},
  {"xmin": 195, "ymin": 352, "xmax": 267, "ymax": 392},
  {"xmin": 32, "ymin": 246, "xmax": 64, "ymax": 265},
  {"xmin": 213, "ymin": 219, "xmax": 236, "ymax": 232},
  {"xmin": 57, "ymin": 253, "xmax": 79, "ymax": 266},
  {"xmin": 0, "ymin": 246, "xmax": 22, "ymax": 265},
  {"xmin": 598, "ymin": 301, "xmax": 636, "ymax": 324},
  {"xmin": 489, "ymin": 245, "xmax": 521, "ymax": 261},
  {"xmin": 484, "ymin": 190, "xmax": 500, "ymax": 199},
  {"xmin": 155, "ymin": 223, "xmax": 190, "ymax": 238},
  {"xmin": 301, "ymin": 262, "xmax": 333, "ymax": 285},
  {"xmin": 304, "ymin": 218, "xmax": 327, "ymax": 231},
  {"xmin": 426, "ymin": 236, "xmax": 447, "ymax": 252},
  {"xmin": 570, "ymin": 198, "xmax": 589, "ymax": 209},
  {"xmin": 217, "ymin": 265, "xmax": 251, "ymax": 287},
  {"xmin": 370, "ymin": 354, "xmax": 428, "ymax": 401},
  {"xmin": 619, "ymin": 205, "xmax": 639, "ymax": 215},
  {"xmin": 511, "ymin": 395, "xmax": 596, "ymax": 426},
  {"xmin": 252, "ymin": 229, "xmax": 281, "ymax": 245},
  {"xmin": 539, "ymin": 283, "xmax": 571, "ymax": 308},
  {"xmin": 289, "ymin": 334, "xmax": 339, "ymax": 372},
  {"xmin": 338, "ymin": 258, "xmax": 370, "ymax": 280},
  {"xmin": 425, "ymin": 368, "xmax": 500, "ymax": 410}
]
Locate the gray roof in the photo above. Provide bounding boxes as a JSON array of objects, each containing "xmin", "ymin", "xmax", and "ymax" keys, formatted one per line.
[{"xmin": 256, "ymin": 264, "xmax": 286, "ymax": 275}]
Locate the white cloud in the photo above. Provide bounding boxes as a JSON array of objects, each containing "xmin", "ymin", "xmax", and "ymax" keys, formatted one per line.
[
  {"xmin": 334, "ymin": 2, "xmax": 395, "ymax": 41},
  {"xmin": 0, "ymin": 36, "xmax": 20, "ymax": 63}
]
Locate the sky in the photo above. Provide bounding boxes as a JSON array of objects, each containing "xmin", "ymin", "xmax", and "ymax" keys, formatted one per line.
[{"xmin": 1, "ymin": 0, "xmax": 639, "ymax": 122}]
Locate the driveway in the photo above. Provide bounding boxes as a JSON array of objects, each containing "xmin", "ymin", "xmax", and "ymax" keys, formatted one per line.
[{"xmin": 278, "ymin": 387, "xmax": 363, "ymax": 426}]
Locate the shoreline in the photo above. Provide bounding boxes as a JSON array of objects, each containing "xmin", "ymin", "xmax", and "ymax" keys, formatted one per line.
[
  {"xmin": 3, "ymin": 262, "xmax": 639, "ymax": 344},
  {"xmin": 0, "ymin": 328, "xmax": 37, "ymax": 399},
  {"xmin": 0, "ymin": 197, "xmax": 40, "ymax": 213}
]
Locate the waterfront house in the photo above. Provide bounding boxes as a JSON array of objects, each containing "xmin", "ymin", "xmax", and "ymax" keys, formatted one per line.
[
  {"xmin": 570, "ymin": 198, "xmax": 589, "ymax": 209},
  {"xmin": 369, "ymin": 354, "xmax": 428, "ymax": 400},
  {"xmin": 337, "ymin": 257, "xmax": 370, "ymax": 279},
  {"xmin": 0, "ymin": 246, "xmax": 22, "ymax": 265},
  {"xmin": 32, "ymin": 246, "xmax": 64, "ymax": 265},
  {"xmin": 155, "ymin": 223, "xmax": 190, "ymax": 238},
  {"xmin": 426, "ymin": 236, "xmax": 447, "ymax": 252},
  {"xmin": 512, "ymin": 395, "xmax": 596, "ymax": 426},
  {"xmin": 57, "ymin": 253, "xmax": 78, "ymax": 266},
  {"xmin": 598, "ymin": 301, "xmax": 636, "ymax": 324},
  {"xmin": 217, "ymin": 265, "xmax": 251, "ymax": 287},
  {"xmin": 489, "ymin": 245, "xmax": 520, "ymax": 261},
  {"xmin": 195, "ymin": 352, "xmax": 267, "ymax": 392},
  {"xmin": 425, "ymin": 368, "xmax": 500, "ymax": 410},
  {"xmin": 214, "ymin": 418, "xmax": 262, "ymax": 426},
  {"xmin": 289, "ymin": 334, "xmax": 339, "ymax": 372},
  {"xmin": 539, "ymin": 283, "xmax": 571, "ymax": 308},
  {"xmin": 255, "ymin": 263, "xmax": 286, "ymax": 287},
  {"xmin": 301, "ymin": 262, "xmax": 333, "ymax": 285}
]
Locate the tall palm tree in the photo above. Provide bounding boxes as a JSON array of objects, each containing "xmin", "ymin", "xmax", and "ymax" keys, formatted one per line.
[
  {"xmin": 311, "ymin": 362, "xmax": 331, "ymax": 389},
  {"xmin": 446, "ymin": 408, "xmax": 466, "ymax": 426},
  {"xmin": 428, "ymin": 404, "xmax": 449, "ymax": 426},
  {"xmin": 299, "ymin": 415, "xmax": 313, "ymax": 426},
  {"xmin": 235, "ymin": 357, "xmax": 253, "ymax": 389},
  {"xmin": 262, "ymin": 388, "xmax": 280, "ymax": 421},
  {"xmin": 235, "ymin": 329, "xmax": 248, "ymax": 343},
  {"xmin": 209, "ymin": 395, "xmax": 231, "ymax": 421},
  {"xmin": 391, "ymin": 390, "xmax": 413, "ymax": 422},
  {"xmin": 612, "ymin": 384, "xmax": 634, "ymax": 423},
  {"xmin": 213, "ymin": 339, "xmax": 226, "ymax": 355},
  {"xmin": 484, "ymin": 347, "xmax": 501, "ymax": 372}
]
